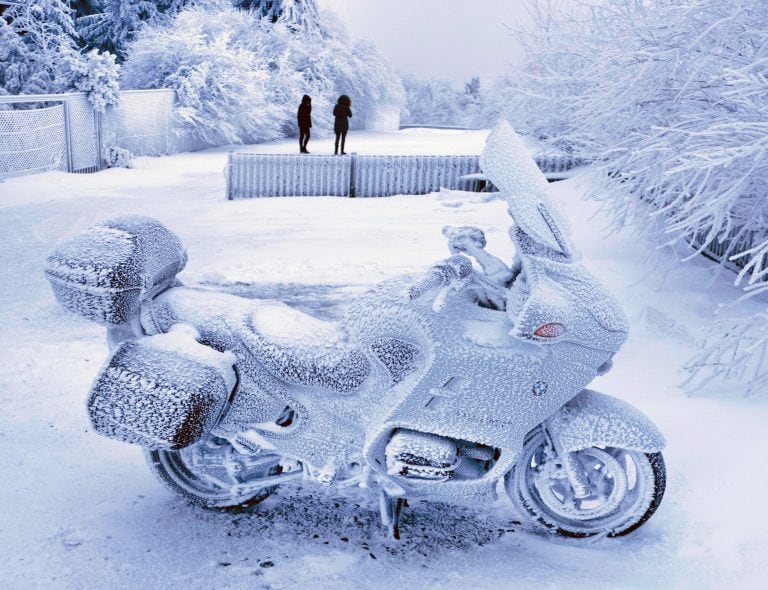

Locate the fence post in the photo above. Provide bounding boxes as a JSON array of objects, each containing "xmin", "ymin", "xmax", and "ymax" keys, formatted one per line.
[
  {"xmin": 94, "ymin": 109, "xmax": 103, "ymax": 171},
  {"xmin": 225, "ymin": 151, "xmax": 233, "ymax": 200},
  {"xmin": 62, "ymin": 100, "xmax": 74, "ymax": 173},
  {"xmin": 349, "ymin": 153, "xmax": 357, "ymax": 198}
]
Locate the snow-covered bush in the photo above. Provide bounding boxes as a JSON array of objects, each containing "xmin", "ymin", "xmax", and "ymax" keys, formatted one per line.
[
  {"xmin": 120, "ymin": 7, "xmax": 288, "ymax": 144},
  {"xmin": 101, "ymin": 145, "xmax": 134, "ymax": 168},
  {"xmin": 68, "ymin": 49, "xmax": 121, "ymax": 112},
  {"xmin": 503, "ymin": 0, "xmax": 768, "ymax": 395},
  {"xmin": 120, "ymin": 2, "xmax": 403, "ymax": 144}
]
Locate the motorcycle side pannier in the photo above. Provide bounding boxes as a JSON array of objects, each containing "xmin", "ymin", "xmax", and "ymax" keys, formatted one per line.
[
  {"xmin": 87, "ymin": 332, "xmax": 234, "ymax": 450},
  {"xmin": 44, "ymin": 215, "xmax": 187, "ymax": 326}
]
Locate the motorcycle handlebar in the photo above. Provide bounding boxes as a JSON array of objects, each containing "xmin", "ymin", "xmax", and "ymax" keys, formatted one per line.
[{"xmin": 406, "ymin": 255, "xmax": 473, "ymax": 301}]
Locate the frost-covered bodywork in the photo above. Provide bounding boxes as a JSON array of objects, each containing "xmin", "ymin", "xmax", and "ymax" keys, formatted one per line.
[{"xmin": 45, "ymin": 121, "xmax": 666, "ymax": 539}]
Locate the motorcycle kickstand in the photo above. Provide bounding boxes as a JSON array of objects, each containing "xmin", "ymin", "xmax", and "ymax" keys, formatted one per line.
[{"xmin": 379, "ymin": 492, "xmax": 407, "ymax": 540}]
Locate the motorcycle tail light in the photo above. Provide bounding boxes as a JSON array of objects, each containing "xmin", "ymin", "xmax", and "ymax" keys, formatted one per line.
[{"xmin": 534, "ymin": 322, "xmax": 565, "ymax": 338}]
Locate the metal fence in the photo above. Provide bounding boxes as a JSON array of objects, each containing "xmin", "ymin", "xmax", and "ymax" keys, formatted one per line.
[
  {"xmin": 0, "ymin": 89, "xmax": 210, "ymax": 179},
  {"xmin": 100, "ymin": 89, "xmax": 209, "ymax": 157},
  {"xmin": 0, "ymin": 104, "xmax": 68, "ymax": 178},
  {"xmin": 227, "ymin": 154, "xmax": 352, "ymax": 198},
  {"xmin": 226, "ymin": 153, "xmax": 484, "ymax": 199},
  {"xmin": 689, "ymin": 225, "xmax": 763, "ymax": 274},
  {"xmin": 0, "ymin": 93, "xmax": 100, "ymax": 177},
  {"xmin": 226, "ymin": 152, "xmax": 587, "ymax": 199},
  {"xmin": 353, "ymin": 155, "xmax": 479, "ymax": 197}
]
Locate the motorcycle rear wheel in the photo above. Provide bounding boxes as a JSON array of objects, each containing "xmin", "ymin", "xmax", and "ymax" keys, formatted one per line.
[
  {"xmin": 505, "ymin": 429, "xmax": 666, "ymax": 538},
  {"xmin": 146, "ymin": 436, "xmax": 282, "ymax": 509}
]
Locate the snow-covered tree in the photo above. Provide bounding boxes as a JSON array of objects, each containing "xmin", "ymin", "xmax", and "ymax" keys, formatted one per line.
[
  {"xmin": 0, "ymin": 18, "xmax": 32, "ymax": 96},
  {"xmin": 400, "ymin": 75, "xmax": 489, "ymax": 128},
  {"xmin": 0, "ymin": 0, "xmax": 82, "ymax": 95},
  {"xmin": 401, "ymin": 77, "xmax": 462, "ymax": 126},
  {"xmin": 76, "ymin": 0, "xmax": 187, "ymax": 61},
  {"xmin": 501, "ymin": 0, "xmax": 768, "ymax": 395},
  {"xmin": 234, "ymin": 0, "xmax": 321, "ymax": 34}
]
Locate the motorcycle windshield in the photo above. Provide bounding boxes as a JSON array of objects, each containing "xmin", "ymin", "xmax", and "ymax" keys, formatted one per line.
[{"xmin": 480, "ymin": 120, "xmax": 573, "ymax": 258}]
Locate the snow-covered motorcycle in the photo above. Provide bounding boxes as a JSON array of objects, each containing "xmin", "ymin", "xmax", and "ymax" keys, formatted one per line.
[{"xmin": 45, "ymin": 122, "xmax": 666, "ymax": 539}]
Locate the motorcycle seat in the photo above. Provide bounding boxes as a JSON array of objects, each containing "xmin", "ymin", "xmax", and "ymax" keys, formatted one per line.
[{"xmin": 240, "ymin": 300, "xmax": 370, "ymax": 394}]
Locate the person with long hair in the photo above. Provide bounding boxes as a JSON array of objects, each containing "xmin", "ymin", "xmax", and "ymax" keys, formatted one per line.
[
  {"xmin": 297, "ymin": 95, "xmax": 312, "ymax": 153},
  {"xmin": 333, "ymin": 95, "xmax": 352, "ymax": 155}
]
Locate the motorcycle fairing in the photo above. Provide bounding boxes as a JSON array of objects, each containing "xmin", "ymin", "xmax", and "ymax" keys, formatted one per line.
[{"xmin": 348, "ymin": 285, "xmax": 611, "ymax": 500}]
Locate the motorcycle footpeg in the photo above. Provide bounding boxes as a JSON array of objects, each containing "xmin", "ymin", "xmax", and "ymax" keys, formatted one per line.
[
  {"xmin": 87, "ymin": 325, "xmax": 236, "ymax": 450},
  {"xmin": 45, "ymin": 215, "xmax": 187, "ymax": 326}
]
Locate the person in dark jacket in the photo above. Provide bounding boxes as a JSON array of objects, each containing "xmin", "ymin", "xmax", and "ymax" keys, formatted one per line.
[
  {"xmin": 333, "ymin": 95, "xmax": 352, "ymax": 155},
  {"xmin": 297, "ymin": 95, "xmax": 312, "ymax": 153}
]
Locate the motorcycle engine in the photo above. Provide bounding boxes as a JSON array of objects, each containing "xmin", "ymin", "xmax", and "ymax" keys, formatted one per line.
[{"xmin": 385, "ymin": 430, "xmax": 458, "ymax": 481}]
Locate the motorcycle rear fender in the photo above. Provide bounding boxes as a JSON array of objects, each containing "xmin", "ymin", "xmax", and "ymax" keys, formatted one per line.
[{"xmin": 546, "ymin": 389, "xmax": 665, "ymax": 453}]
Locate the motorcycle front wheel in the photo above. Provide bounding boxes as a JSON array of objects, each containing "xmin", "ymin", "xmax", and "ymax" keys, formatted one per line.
[
  {"xmin": 505, "ymin": 429, "xmax": 666, "ymax": 538},
  {"xmin": 146, "ymin": 435, "xmax": 283, "ymax": 509}
]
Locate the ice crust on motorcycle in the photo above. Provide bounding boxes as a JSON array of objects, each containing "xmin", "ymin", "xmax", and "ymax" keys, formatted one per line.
[
  {"xmin": 44, "ymin": 119, "xmax": 666, "ymax": 540},
  {"xmin": 87, "ymin": 324, "xmax": 236, "ymax": 449},
  {"xmin": 480, "ymin": 123, "xmax": 567, "ymax": 253}
]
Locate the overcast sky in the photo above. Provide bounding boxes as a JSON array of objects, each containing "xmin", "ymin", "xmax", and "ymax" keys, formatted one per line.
[{"xmin": 318, "ymin": 0, "xmax": 533, "ymax": 86}]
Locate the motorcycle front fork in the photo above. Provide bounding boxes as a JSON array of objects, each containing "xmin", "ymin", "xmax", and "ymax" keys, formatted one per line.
[{"xmin": 542, "ymin": 422, "xmax": 591, "ymax": 499}]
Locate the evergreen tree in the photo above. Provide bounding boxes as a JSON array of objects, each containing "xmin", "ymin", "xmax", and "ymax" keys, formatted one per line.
[
  {"xmin": 464, "ymin": 76, "xmax": 481, "ymax": 98},
  {"xmin": 234, "ymin": 0, "xmax": 320, "ymax": 34},
  {"xmin": 0, "ymin": 19, "xmax": 31, "ymax": 96},
  {"xmin": 77, "ymin": 1, "xmax": 187, "ymax": 61}
]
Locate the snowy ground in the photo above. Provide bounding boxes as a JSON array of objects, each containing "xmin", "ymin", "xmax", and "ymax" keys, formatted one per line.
[{"xmin": 1, "ymin": 129, "xmax": 767, "ymax": 589}]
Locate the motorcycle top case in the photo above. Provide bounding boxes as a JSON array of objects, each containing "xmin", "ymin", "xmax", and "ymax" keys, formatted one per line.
[
  {"xmin": 87, "ymin": 332, "xmax": 234, "ymax": 450},
  {"xmin": 44, "ymin": 215, "xmax": 187, "ymax": 326}
]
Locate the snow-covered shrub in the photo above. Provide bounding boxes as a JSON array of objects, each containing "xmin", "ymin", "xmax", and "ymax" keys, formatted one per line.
[
  {"xmin": 504, "ymin": 0, "xmax": 768, "ymax": 395},
  {"xmin": 68, "ymin": 49, "xmax": 121, "ymax": 112},
  {"xmin": 120, "ymin": 7, "xmax": 286, "ymax": 144},
  {"xmin": 120, "ymin": 3, "xmax": 403, "ymax": 144},
  {"xmin": 102, "ymin": 145, "xmax": 134, "ymax": 168},
  {"xmin": 684, "ymin": 314, "xmax": 768, "ymax": 398}
]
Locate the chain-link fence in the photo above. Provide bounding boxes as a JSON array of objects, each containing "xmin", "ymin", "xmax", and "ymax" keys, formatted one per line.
[
  {"xmin": 0, "ymin": 90, "xmax": 211, "ymax": 179},
  {"xmin": 66, "ymin": 93, "xmax": 101, "ymax": 173},
  {"xmin": 0, "ymin": 104, "xmax": 68, "ymax": 178},
  {"xmin": 101, "ymin": 90, "xmax": 209, "ymax": 157}
]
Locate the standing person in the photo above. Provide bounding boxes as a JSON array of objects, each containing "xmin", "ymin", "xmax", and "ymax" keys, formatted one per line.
[
  {"xmin": 333, "ymin": 95, "xmax": 352, "ymax": 155},
  {"xmin": 297, "ymin": 95, "xmax": 312, "ymax": 153}
]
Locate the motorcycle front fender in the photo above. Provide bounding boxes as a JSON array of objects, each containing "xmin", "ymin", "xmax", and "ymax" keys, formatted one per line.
[{"xmin": 546, "ymin": 389, "xmax": 666, "ymax": 453}]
